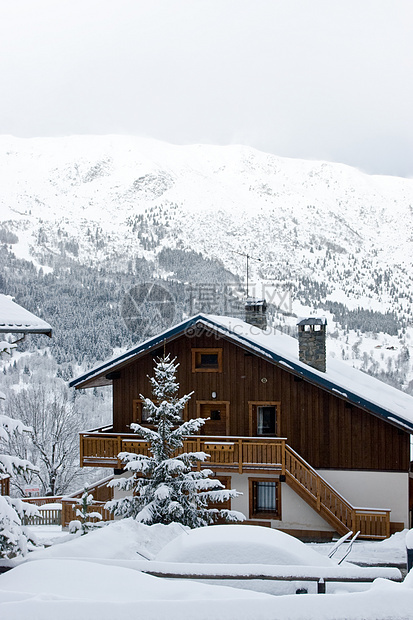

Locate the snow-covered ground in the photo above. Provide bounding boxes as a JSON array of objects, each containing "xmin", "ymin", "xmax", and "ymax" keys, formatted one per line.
[{"xmin": 0, "ymin": 521, "xmax": 412, "ymax": 619}]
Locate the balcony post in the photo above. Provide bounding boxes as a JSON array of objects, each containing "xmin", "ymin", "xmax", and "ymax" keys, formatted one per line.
[
  {"xmin": 351, "ymin": 510, "xmax": 357, "ymax": 536},
  {"xmin": 385, "ymin": 511, "xmax": 390, "ymax": 539},
  {"xmin": 117, "ymin": 436, "xmax": 122, "ymax": 468},
  {"xmin": 281, "ymin": 439, "xmax": 286, "ymax": 477},
  {"xmin": 79, "ymin": 433, "xmax": 84, "ymax": 468},
  {"xmin": 316, "ymin": 476, "xmax": 321, "ymax": 511},
  {"xmin": 238, "ymin": 439, "xmax": 243, "ymax": 474}
]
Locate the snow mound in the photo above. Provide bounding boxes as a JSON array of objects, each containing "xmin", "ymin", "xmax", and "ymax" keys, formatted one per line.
[
  {"xmin": 1, "ymin": 561, "xmax": 413, "ymax": 620},
  {"xmin": 27, "ymin": 518, "xmax": 185, "ymax": 561},
  {"xmin": 403, "ymin": 569, "xmax": 413, "ymax": 588},
  {"xmin": 156, "ymin": 524, "xmax": 333, "ymax": 566},
  {"xmin": 0, "ymin": 558, "xmax": 272, "ymax": 603}
]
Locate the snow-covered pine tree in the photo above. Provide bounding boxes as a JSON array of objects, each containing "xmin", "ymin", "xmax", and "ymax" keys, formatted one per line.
[
  {"xmin": 107, "ymin": 355, "xmax": 244, "ymax": 527},
  {"xmin": 0, "ymin": 341, "xmax": 39, "ymax": 558},
  {"xmin": 69, "ymin": 487, "xmax": 103, "ymax": 535}
]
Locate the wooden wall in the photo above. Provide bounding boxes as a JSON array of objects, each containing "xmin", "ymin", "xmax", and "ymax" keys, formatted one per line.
[{"xmin": 112, "ymin": 330, "xmax": 410, "ymax": 472}]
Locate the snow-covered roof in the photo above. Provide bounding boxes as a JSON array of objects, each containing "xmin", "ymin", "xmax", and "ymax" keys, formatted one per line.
[
  {"xmin": 70, "ymin": 313, "xmax": 413, "ymax": 432},
  {"xmin": 0, "ymin": 294, "xmax": 52, "ymax": 336}
]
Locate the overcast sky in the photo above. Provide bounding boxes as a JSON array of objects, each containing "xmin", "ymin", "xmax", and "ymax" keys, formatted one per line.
[{"xmin": 0, "ymin": 0, "xmax": 412, "ymax": 177}]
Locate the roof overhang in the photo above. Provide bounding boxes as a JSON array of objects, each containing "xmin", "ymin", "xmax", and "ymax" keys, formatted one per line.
[
  {"xmin": 69, "ymin": 315, "xmax": 205, "ymax": 389},
  {"xmin": 70, "ymin": 314, "xmax": 413, "ymax": 434},
  {"xmin": 0, "ymin": 295, "xmax": 52, "ymax": 338}
]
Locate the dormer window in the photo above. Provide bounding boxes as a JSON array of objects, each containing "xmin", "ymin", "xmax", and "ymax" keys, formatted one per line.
[{"xmin": 192, "ymin": 348, "xmax": 223, "ymax": 373}]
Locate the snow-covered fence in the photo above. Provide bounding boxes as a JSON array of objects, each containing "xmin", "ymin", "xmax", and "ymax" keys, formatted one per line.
[
  {"xmin": 141, "ymin": 562, "xmax": 403, "ymax": 595},
  {"xmin": 20, "ymin": 486, "xmax": 114, "ymax": 527},
  {"xmin": 61, "ymin": 498, "xmax": 113, "ymax": 528},
  {"xmin": 68, "ymin": 474, "xmax": 114, "ymax": 503},
  {"xmin": 22, "ymin": 496, "xmax": 63, "ymax": 507},
  {"xmin": 22, "ymin": 503, "xmax": 62, "ymax": 526}
]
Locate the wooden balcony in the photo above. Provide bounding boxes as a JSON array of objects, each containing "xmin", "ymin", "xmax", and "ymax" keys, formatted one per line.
[
  {"xmin": 80, "ymin": 427, "xmax": 285, "ymax": 473},
  {"xmin": 79, "ymin": 427, "xmax": 391, "ymax": 539}
]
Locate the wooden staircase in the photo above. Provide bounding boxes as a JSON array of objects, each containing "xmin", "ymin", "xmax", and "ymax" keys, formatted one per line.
[{"xmin": 284, "ymin": 445, "xmax": 390, "ymax": 539}]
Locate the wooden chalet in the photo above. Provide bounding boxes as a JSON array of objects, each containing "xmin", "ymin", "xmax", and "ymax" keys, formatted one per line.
[{"xmin": 70, "ymin": 310, "xmax": 413, "ymax": 540}]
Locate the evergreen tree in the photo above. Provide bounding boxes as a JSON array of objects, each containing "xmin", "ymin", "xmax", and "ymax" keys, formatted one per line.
[
  {"xmin": 0, "ymin": 341, "xmax": 39, "ymax": 558},
  {"xmin": 107, "ymin": 355, "xmax": 244, "ymax": 527},
  {"xmin": 69, "ymin": 487, "xmax": 103, "ymax": 535}
]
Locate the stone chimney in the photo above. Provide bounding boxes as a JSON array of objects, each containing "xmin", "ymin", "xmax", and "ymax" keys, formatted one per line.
[
  {"xmin": 297, "ymin": 317, "xmax": 327, "ymax": 372},
  {"xmin": 244, "ymin": 299, "xmax": 267, "ymax": 330}
]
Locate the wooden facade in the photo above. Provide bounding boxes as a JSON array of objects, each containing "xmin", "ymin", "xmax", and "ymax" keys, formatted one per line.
[{"xmin": 110, "ymin": 330, "xmax": 410, "ymax": 472}]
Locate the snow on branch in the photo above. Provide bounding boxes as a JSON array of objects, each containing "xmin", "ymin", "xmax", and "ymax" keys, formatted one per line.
[
  {"xmin": 0, "ymin": 341, "xmax": 17, "ymax": 356},
  {"xmin": 0, "ymin": 415, "xmax": 32, "ymax": 440}
]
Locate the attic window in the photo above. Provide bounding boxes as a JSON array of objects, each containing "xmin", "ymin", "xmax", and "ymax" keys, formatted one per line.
[{"xmin": 192, "ymin": 349, "xmax": 222, "ymax": 373}]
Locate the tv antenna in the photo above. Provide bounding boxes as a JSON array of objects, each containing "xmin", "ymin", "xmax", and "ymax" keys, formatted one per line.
[{"xmin": 233, "ymin": 250, "xmax": 262, "ymax": 299}]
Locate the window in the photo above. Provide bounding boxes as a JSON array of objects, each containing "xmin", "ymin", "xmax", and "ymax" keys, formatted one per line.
[
  {"xmin": 208, "ymin": 476, "xmax": 231, "ymax": 512},
  {"xmin": 248, "ymin": 402, "xmax": 280, "ymax": 436},
  {"xmin": 192, "ymin": 348, "xmax": 222, "ymax": 373},
  {"xmin": 133, "ymin": 400, "xmax": 154, "ymax": 424},
  {"xmin": 141, "ymin": 402, "xmax": 152, "ymax": 423},
  {"xmin": 257, "ymin": 406, "xmax": 276, "ymax": 435},
  {"xmin": 200, "ymin": 353, "xmax": 218, "ymax": 367},
  {"xmin": 249, "ymin": 478, "xmax": 280, "ymax": 519}
]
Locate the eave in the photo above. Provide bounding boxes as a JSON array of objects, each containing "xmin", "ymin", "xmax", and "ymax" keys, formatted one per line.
[
  {"xmin": 0, "ymin": 294, "xmax": 52, "ymax": 337},
  {"xmin": 69, "ymin": 315, "xmax": 206, "ymax": 389}
]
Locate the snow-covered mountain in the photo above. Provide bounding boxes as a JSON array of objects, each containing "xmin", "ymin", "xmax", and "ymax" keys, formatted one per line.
[
  {"xmin": 1, "ymin": 134, "xmax": 412, "ymax": 305},
  {"xmin": 1, "ymin": 135, "xmax": 413, "ymax": 390}
]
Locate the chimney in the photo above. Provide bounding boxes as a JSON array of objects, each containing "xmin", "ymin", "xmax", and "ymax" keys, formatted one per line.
[
  {"xmin": 297, "ymin": 317, "xmax": 327, "ymax": 372},
  {"xmin": 244, "ymin": 299, "xmax": 267, "ymax": 330}
]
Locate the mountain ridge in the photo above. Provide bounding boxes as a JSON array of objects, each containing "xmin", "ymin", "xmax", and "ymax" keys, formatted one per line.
[{"xmin": 1, "ymin": 135, "xmax": 412, "ymax": 314}]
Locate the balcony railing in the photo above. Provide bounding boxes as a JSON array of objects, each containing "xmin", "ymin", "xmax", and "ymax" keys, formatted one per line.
[{"xmin": 80, "ymin": 427, "xmax": 285, "ymax": 473}]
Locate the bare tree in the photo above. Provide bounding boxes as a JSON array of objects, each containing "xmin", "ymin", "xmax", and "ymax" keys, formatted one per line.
[
  {"xmin": 1, "ymin": 341, "xmax": 39, "ymax": 558},
  {"xmin": 4, "ymin": 383, "xmax": 82, "ymax": 496}
]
